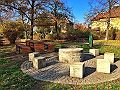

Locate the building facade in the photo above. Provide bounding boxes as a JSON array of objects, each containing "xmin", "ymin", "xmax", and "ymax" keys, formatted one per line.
[{"xmin": 91, "ymin": 6, "xmax": 120, "ymax": 31}]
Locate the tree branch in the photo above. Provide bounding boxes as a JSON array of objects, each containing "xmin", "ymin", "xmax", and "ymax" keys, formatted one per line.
[{"xmin": 1, "ymin": 4, "xmax": 31, "ymax": 20}]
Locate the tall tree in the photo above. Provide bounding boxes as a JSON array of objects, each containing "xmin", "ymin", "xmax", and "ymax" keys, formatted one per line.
[
  {"xmin": 105, "ymin": 0, "xmax": 119, "ymax": 40},
  {"xmin": 0, "ymin": 0, "xmax": 48, "ymax": 40},
  {"xmin": 0, "ymin": 4, "xmax": 14, "ymax": 23},
  {"xmin": 85, "ymin": 0, "xmax": 119, "ymax": 40},
  {"xmin": 46, "ymin": 0, "xmax": 73, "ymax": 38},
  {"xmin": 0, "ymin": 0, "xmax": 73, "ymax": 40}
]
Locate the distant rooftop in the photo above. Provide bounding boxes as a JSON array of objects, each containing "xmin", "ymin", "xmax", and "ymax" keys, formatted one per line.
[{"xmin": 91, "ymin": 5, "xmax": 120, "ymax": 21}]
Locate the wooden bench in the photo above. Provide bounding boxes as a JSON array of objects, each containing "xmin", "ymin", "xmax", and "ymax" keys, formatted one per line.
[
  {"xmin": 16, "ymin": 40, "xmax": 55, "ymax": 54},
  {"xmin": 26, "ymin": 40, "xmax": 45, "ymax": 52},
  {"xmin": 44, "ymin": 42, "xmax": 55, "ymax": 53},
  {"xmin": 34, "ymin": 43, "xmax": 45, "ymax": 53},
  {"xmin": 16, "ymin": 44, "xmax": 31, "ymax": 54}
]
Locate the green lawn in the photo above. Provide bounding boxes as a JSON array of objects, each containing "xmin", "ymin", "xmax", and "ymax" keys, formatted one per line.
[
  {"xmin": 0, "ymin": 47, "xmax": 36, "ymax": 90},
  {"xmin": 95, "ymin": 45, "xmax": 120, "ymax": 58},
  {"xmin": 0, "ymin": 43, "xmax": 120, "ymax": 90}
]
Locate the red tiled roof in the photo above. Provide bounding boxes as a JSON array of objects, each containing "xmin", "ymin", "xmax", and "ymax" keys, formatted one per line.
[{"xmin": 91, "ymin": 6, "xmax": 120, "ymax": 21}]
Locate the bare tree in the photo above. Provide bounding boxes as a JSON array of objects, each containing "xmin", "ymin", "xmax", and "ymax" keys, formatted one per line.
[
  {"xmin": 85, "ymin": 0, "xmax": 119, "ymax": 40},
  {"xmin": 46, "ymin": 0, "xmax": 73, "ymax": 38},
  {"xmin": 0, "ymin": 5, "xmax": 14, "ymax": 23},
  {"xmin": 0, "ymin": 0, "xmax": 73, "ymax": 40},
  {"xmin": 105, "ymin": 0, "xmax": 119, "ymax": 40},
  {"xmin": 0, "ymin": 0, "xmax": 48, "ymax": 39}
]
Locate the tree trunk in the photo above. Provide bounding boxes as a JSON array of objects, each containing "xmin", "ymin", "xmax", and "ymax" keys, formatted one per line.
[
  {"xmin": 30, "ymin": 21, "xmax": 34, "ymax": 40},
  {"xmin": 105, "ymin": 0, "xmax": 111, "ymax": 40},
  {"xmin": 54, "ymin": 2, "xmax": 59, "ymax": 39},
  {"xmin": 105, "ymin": 20, "xmax": 110, "ymax": 40},
  {"xmin": 55, "ymin": 21, "xmax": 59, "ymax": 39},
  {"xmin": 30, "ymin": 0, "xmax": 35, "ymax": 40}
]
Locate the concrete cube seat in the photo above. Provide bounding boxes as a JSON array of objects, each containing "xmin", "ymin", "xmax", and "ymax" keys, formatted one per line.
[
  {"xmin": 104, "ymin": 53, "xmax": 114, "ymax": 63},
  {"xmin": 70, "ymin": 62, "xmax": 84, "ymax": 78},
  {"xmin": 89, "ymin": 49, "xmax": 99, "ymax": 56},
  {"xmin": 97, "ymin": 59, "xmax": 110, "ymax": 73},
  {"xmin": 33, "ymin": 56, "xmax": 46, "ymax": 69},
  {"xmin": 29, "ymin": 52, "xmax": 39, "ymax": 61}
]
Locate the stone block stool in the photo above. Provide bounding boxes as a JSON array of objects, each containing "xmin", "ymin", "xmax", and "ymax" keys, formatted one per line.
[
  {"xmin": 29, "ymin": 52, "xmax": 39, "ymax": 61},
  {"xmin": 33, "ymin": 56, "xmax": 46, "ymax": 69},
  {"xmin": 97, "ymin": 59, "xmax": 110, "ymax": 73},
  {"xmin": 104, "ymin": 53, "xmax": 114, "ymax": 63},
  {"xmin": 89, "ymin": 49, "xmax": 99, "ymax": 56},
  {"xmin": 70, "ymin": 62, "xmax": 84, "ymax": 78}
]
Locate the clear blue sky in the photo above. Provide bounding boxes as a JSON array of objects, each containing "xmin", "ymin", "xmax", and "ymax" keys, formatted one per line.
[{"xmin": 62, "ymin": 0, "xmax": 90, "ymax": 23}]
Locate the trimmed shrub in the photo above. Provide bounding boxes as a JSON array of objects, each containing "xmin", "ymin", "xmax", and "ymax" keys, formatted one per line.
[
  {"xmin": 66, "ymin": 29, "xmax": 90, "ymax": 42},
  {"xmin": 91, "ymin": 28, "xmax": 118, "ymax": 40},
  {"xmin": 4, "ymin": 30, "xmax": 18, "ymax": 44},
  {"xmin": 45, "ymin": 34, "xmax": 53, "ymax": 40}
]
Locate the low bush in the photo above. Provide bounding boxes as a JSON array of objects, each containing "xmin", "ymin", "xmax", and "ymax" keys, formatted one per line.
[
  {"xmin": 91, "ymin": 28, "xmax": 119, "ymax": 40},
  {"xmin": 115, "ymin": 31, "xmax": 120, "ymax": 40},
  {"xmin": 66, "ymin": 29, "xmax": 90, "ymax": 41},
  {"xmin": 92, "ymin": 31, "xmax": 106, "ymax": 40},
  {"xmin": 3, "ymin": 21, "xmax": 27, "ymax": 44},
  {"xmin": 94, "ymin": 45, "xmax": 120, "ymax": 58}
]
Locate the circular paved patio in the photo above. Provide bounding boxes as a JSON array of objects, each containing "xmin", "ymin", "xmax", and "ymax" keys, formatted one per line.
[{"xmin": 21, "ymin": 53, "xmax": 120, "ymax": 85}]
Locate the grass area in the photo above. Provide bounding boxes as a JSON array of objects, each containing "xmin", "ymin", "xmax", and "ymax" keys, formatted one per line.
[
  {"xmin": 94, "ymin": 45, "xmax": 120, "ymax": 58},
  {"xmin": 0, "ymin": 46, "xmax": 36, "ymax": 90},
  {"xmin": 58, "ymin": 41, "xmax": 120, "ymax": 58},
  {"xmin": 94, "ymin": 40, "xmax": 120, "ymax": 46},
  {"xmin": 32, "ymin": 79, "xmax": 120, "ymax": 90},
  {"xmin": 0, "ymin": 43, "xmax": 120, "ymax": 90}
]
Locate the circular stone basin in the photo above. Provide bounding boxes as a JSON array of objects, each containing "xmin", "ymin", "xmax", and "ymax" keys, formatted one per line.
[{"xmin": 59, "ymin": 48, "xmax": 83, "ymax": 63}]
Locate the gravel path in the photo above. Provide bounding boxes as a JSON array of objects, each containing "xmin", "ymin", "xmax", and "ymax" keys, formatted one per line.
[{"xmin": 21, "ymin": 53, "xmax": 120, "ymax": 85}]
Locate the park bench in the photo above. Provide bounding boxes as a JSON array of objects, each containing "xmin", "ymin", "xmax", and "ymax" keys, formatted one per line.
[
  {"xmin": 16, "ymin": 44, "xmax": 31, "ymax": 54},
  {"xmin": 44, "ymin": 42, "xmax": 55, "ymax": 53},
  {"xmin": 16, "ymin": 39, "xmax": 55, "ymax": 54},
  {"xmin": 34, "ymin": 43, "xmax": 45, "ymax": 53}
]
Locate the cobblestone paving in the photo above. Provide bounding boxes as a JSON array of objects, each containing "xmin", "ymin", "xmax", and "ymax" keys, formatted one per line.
[{"xmin": 21, "ymin": 53, "xmax": 120, "ymax": 85}]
